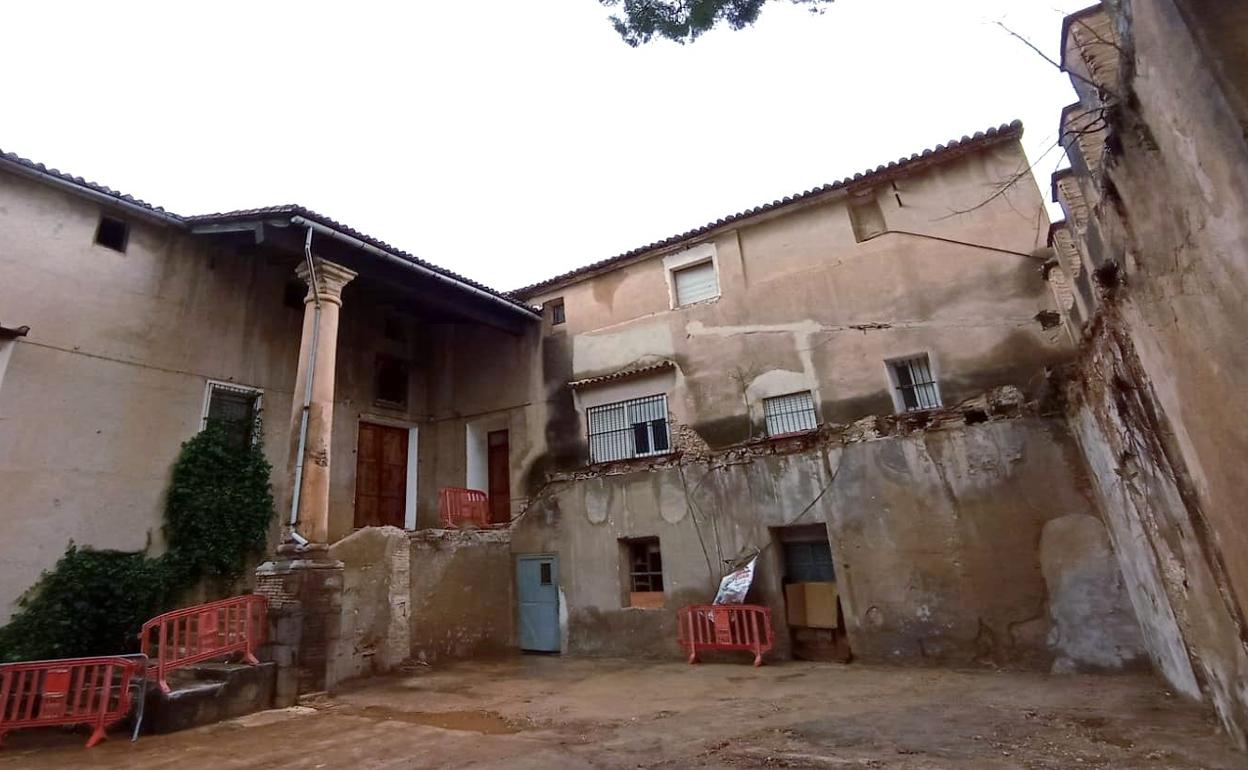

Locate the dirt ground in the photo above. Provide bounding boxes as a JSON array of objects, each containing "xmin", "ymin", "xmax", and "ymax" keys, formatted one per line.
[{"xmin": 1, "ymin": 656, "xmax": 1241, "ymax": 769}]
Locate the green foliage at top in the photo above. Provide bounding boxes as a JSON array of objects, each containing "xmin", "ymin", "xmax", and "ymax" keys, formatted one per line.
[
  {"xmin": 600, "ymin": 0, "xmax": 833, "ymax": 46},
  {"xmin": 0, "ymin": 421, "xmax": 275, "ymax": 662}
]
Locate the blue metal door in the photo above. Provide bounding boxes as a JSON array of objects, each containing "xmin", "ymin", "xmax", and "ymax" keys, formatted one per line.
[{"xmin": 516, "ymin": 555, "xmax": 560, "ymax": 652}]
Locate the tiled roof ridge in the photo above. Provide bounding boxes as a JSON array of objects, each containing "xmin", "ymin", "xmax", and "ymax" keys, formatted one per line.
[
  {"xmin": 510, "ymin": 120, "xmax": 1024, "ymax": 297},
  {"xmin": 0, "ymin": 148, "xmax": 180, "ymax": 219},
  {"xmin": 0, "ymin": 149, "xmax": 531, "ymax": 311}
]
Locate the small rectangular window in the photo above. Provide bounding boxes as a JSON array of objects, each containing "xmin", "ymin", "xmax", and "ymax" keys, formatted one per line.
[
  {"xmin": 383, "ymin": 314, "xmax": 406, "ymax": 342},
  {"xmin": 203, "ymin": 382, "xmax": 261, "ymax": 450},
  {"xmin": 548, "ymin": 298, "xmax": 566, "ymax": 326},
  {"xmin": 763, "ymin": 391, "xmax": 818, "ymax": 437},
  {"xmin": 623, "ymin": 538, "xmax": 664, "ymax": 608},
  {"xmin": 889, "ymin": 354, "xmax": 941, "ymax": 412},
  {"xmin": 539, "ymin": 561, "xmax": 553, "ymax": 585},
  {"xmin": 672, "ymin": 261, "xmax": 718, "ymax": 306},
  {"xmin": 375, "ymin": 354, "xmax": 410, "ymax": 408},
  {"xmin": 586, "ymin": 394, "xmax": 670, "ymax": 463},
  {"xmin": 848, "ymin": 194, "xmax": 886, "ymax": 242},
  {"xmin": 94, "ymin": 215, "xmax": 129, "ymax": 252}
]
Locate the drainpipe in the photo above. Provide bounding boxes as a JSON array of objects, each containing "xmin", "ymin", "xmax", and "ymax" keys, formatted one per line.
[{"xmin": 287, "ymin": 226, "xmax": 321, "ymax": 547}]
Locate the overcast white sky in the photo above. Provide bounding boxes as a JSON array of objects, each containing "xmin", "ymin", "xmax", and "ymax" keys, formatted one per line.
[{"xmin": 3, "ymin": 1, "xmax": 1084, "ymax": 291}]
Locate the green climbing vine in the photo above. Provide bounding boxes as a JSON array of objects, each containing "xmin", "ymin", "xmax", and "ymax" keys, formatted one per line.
[{"xmin": 0, "ymin": 419, "xmax": 275, "ymax": 662}]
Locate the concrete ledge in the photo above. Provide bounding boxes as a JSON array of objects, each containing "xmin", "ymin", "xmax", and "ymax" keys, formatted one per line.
[{"xmin": 142, "ymin": 662, "xmax": 276, "ymax": 734}]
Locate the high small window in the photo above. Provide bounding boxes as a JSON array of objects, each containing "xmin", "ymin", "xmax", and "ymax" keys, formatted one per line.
[
  {"xmin": 94, "ymin": 215, "xmax": 129, "ymax": 252},
  {"xmin": 548, "ymin": 298, "xmax": 566, "ymax": 326},
  {"xmin": 888, "ymin": 354, "xmax": 941, "ymax": 412},
  {"xmin": 848, "ymin": 194, "xmax": 886, "ymax": 242},
  {"xmin": 763, "ymin": 391, "xmax": 818, "ymax": 437},
  {"xmin": 623, "ymin": 538, "xmax": 664, "ymax": 608},
  {"xmin": 283, "ymin": 278, "xmax": 307, "ymax": 310},
  {"xmin": 383, "ymin": 314, "xmax": 406, "ymax": 342},
  {"xmin": 586, "ymin": 394, "xmax": 670, "ymax": 463},
  {"xmin": 203, "ymin": 382, "xmax": 261, "ymax": 450},
  {"xmin": 375, "ymin": 354, "xmax": 409, "ymax": 408},
  {"xmin": 672, "ymin": 261, "xmax": 719, "ymax": 306}
]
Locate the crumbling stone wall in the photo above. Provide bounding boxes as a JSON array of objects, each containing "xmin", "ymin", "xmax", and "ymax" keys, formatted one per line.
[
  {"xmin": 1054, "ymin": 0, "xmax": 1248, "ymax": 747},
  {"xmin": 516, "ymin": 402, "xmax": 1145, "ymax": 671},
  {"xmin": 408, "ymin": 529, "xmax": 515, "ymax": 663},
  {"xmin": 327, "ymin": 526, "xmax": 411, "ymax": 688}
]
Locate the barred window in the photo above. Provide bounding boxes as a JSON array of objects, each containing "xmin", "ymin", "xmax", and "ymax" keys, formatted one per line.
[
  {"xmin": 626, "ymin": 538, "xmax": 664, "ymax": 593},
  {"xmin": 763, "ymin": 391, "xmax": 818, "ymax": 437},
  {"xmin": 889, "ymin": 355, "xmax": 941, "ymax": 412},
  {"xmin": 203, "ymin": 382, "xmax": 262, "ymax": 450},
  {"xmin": 587, "ymin": 394, "xmax": 670, "ymax": 463}
]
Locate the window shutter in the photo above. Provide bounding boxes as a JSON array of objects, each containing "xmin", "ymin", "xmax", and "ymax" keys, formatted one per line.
[{"xmin": 673, "ymin": 261, "xmax": 718, "ymax": 306}]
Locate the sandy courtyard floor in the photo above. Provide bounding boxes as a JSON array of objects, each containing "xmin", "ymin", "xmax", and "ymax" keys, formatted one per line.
[{"xmin": 1, "ymin": 656, "xmax": 1241, "ymax": 769}]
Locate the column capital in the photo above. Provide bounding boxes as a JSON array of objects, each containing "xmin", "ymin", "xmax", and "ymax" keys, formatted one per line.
[{"xmin": 295, "ymin": 258, "xmax": 357, "ymax": 306}]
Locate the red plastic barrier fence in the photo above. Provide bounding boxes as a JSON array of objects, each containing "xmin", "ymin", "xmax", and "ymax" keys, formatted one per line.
[
  {"xmin": 0, "ymin": 655, "xmax": 144, "ymax": 748},
  {"xmin": 677, "ymin": 604, "xmax": 775, "ymax": 666},
  {"xmin": 139, "ymin": 594, "xmax": 266, "ymax": 694},
  {"xmin": 438, "ymin": 487, "xmax": 493, "ymax": 529}
]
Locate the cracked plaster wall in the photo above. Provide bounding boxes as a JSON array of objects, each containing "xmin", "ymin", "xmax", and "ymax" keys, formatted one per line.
[{"xmin": 514, "ymin": 415, "xmax": 1143, "ymax": 670}]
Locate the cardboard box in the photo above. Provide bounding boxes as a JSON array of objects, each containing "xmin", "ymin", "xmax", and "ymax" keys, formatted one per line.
[
  {"xmin": 804, "ymin": 582, "xmax": 840, "ymax": 629},
  {"xmin": 785, "ymin": 583, "xmax": 808, "ymax": 626}
]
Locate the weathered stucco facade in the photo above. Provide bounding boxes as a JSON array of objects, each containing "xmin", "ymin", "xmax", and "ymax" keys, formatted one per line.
[{"xmin": 3, "ymin": 36, "xmax": 1244, "ymax": 747}]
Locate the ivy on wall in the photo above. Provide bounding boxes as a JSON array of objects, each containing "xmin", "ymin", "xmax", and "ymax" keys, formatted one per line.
[{"xmin": 0, "ymin": 420, "xmax": 275, "ymax": 662}]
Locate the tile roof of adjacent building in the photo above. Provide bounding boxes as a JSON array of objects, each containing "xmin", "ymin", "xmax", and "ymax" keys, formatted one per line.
[
  {"xmin": 568, "ymin": 359, "xmax": 676, "ymax": 390},
  {"xmin": 0, "ymin": 148, "xmax": 536, "ymax": 314},
  {"xmin": 511, "ymin": 120, "xmax": 1025, "ymax": 298}
]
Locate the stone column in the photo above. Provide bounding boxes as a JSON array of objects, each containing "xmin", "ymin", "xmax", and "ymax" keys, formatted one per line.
[
  {"xmin": 256, "ymin": 257, "xmax": 355, "ymax": 699},
  {"xmin": 287, "ymin": 257, "xmax": 357, "ymax": 546}
]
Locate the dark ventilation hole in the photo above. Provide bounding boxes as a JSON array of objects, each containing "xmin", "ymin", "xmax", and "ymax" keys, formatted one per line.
[
  {"xmin": 1034, "ymin": 310, "xmax": 1062, "ymax": 330},
  {"xmin": 963, "ymin": 409, "xmax": 989, "ymax": 425},
  {"xmin": 1094, "ymin": 261, "xmax": 1120, "ymax": 289},
  {"xmin": 284, "ymin": 279, "xmax": 306, "ymax": 310},
  {"xmin": 94, "ymin": 215, "xmax": 129, "ymax": 252},
  {"xmin": 383, "ymin": 314, "xmax": 406, "ymax": 342}
]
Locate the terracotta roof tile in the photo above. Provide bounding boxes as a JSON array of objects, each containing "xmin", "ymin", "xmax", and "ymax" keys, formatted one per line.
[
  {"xmin": 0, "ymin": 150, "xmax": 533, "ymax": 313},
  {"xmin": 568, "ymin": 360, "xmax": 676, "ymax": 390},
  {"xmin": 511, "ymin": 121, "xmax": 1025, "ymax": 297}
]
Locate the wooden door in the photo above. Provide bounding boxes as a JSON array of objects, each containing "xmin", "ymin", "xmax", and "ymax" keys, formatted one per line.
[
  {"xmin": 487, "ymin": 429, "xmax": 510, "ymax": 524},
  {"xmin": 355, "ymin": 422, "xmax": 408, "ymax": 529}
]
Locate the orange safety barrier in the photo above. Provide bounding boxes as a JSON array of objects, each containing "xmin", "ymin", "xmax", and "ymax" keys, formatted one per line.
[
  {"xmin": 677, "ymin": 604, "xmax": 775, "ymax": 667},
  {"xmin": 0, "ymin": 655, "xmax": 144, "ymax": 748},
  {"xmin": 438, "ymin": 487, "xmax": 492, "ymax": 529},
  {"xmin": 139, "ymin": 594, "xmax": 266, "ymax": 694}
]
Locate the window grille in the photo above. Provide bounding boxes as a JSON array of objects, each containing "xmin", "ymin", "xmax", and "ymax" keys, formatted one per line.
[
  {"xmin": 626, "ymin": 539, "xmax": 664, "ymax": 593},
  {"xmin": 672, "ymin": 261, "xmax": 718, "ymax": 306},
  {"xmin": 763, "ymin": 391, "xmax": 818, "ymax": 437},
  {"xmin": 587, "ymin": 394, "xmax": 670, "ymax": 463},
  {"xmin": 548, "ymin": 298, "xmax": 566, "ymax": 326},
  {"xmin": 782, "ymin": 540, "xmax": 836, "ymax": 583},
  {"xmin": 203, "ymin": 382, "xmax": 261, "ymax": 450},
  {"xmin": 890, "ymin": 355, "xmax": 941, "ymax": 412}
]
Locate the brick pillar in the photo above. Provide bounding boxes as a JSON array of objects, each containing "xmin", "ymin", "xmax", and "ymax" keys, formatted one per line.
[{"xmin": 255, "ymin": 555, "xmax": 344, "ymax": 699}]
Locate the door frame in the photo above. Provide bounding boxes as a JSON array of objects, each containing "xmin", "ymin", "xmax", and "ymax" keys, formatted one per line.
[
  {"xmin": 516, "ymin": 553, "xmax": 562, "ymax": 653},
  {"xmin": 355, "ymin": 414, "xmax": 419, "ymax": 530}
]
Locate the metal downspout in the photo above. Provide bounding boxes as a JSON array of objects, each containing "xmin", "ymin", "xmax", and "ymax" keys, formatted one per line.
[{"xmin": 287, "ymin": 226, "xmax": 321, "ymax": 546}]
